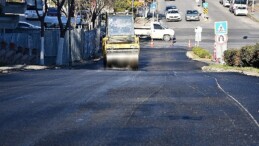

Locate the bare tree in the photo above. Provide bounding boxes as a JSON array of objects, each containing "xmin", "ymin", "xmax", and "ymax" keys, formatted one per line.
[
  {"xmin": 35, "ymin": 0, "xmax": 48, "ymax": 65},
  {"xmin": 85, "ymin": 0, "xmax": 114, "ymax": 29},
  {"xmin": 56, "ymin": 0, "xmax": 75, "ymax": 65}
]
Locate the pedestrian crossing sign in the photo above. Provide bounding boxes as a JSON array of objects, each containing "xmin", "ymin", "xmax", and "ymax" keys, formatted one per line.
[{"xmin": 214, "ymin": 21, "xmax": 228, "ymax": 35}]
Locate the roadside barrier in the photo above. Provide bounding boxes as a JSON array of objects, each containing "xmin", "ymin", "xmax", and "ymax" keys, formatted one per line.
[
  {"xmin": 188, "ymin": 40, "xmax": 191, "ymax": 48},
  {"xmin": 150, "ymin": 38, "xmax": 154, "ymax": 47}
]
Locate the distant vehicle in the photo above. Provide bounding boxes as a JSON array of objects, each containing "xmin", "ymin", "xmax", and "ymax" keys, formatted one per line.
[
  {"xmin": 165, "ymin": 10, "xmax": 182, "ymax": 22},
  {"xmin": 44, "ymin": 16, "xmax": 81, "ymax": 28},
  {"xmin": 229, "ymin": 0, "xmax": 248, "ymax": 13},
  {"xmin": 17, "ymin": 21, "xmax": 40, "ymax": 29},
  {"xmin": 24, "ymin": 0, "xmax": 43, "ymax": 20},
  {"xmin": 165, "ymin": 5, "xmax": 178, "ymax": 15},
  {"xmin": 185, "ymin": 10, "xmax": 200, "ymax": 21},
  {"xmin": 234, "ymin": 6, "xmax": 248, "ymax": 15},
  {"xmin": 223, "ymin": 0, "xmax": 231, "ymax": 7}
]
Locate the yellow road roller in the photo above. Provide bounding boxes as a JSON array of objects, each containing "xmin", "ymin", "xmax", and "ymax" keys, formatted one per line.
[{"xmin": 102, "ymin": 14, "xmax": 140, "ymax": 70}]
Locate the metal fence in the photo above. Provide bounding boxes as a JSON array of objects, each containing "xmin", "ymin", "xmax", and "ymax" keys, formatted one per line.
[{"xmin": 0, "ymin": 28, "xmax": 100, "ymax": 65}]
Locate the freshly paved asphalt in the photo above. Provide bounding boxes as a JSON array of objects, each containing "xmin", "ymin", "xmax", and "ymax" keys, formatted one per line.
[{"xmin": 0, "ymin": 45, "xmax": 258, "ymax": 146}]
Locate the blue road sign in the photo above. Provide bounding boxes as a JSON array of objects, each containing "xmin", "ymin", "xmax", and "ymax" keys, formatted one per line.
[
  {"xmin": 150, "ymin": 2, "xmax": 157, "ymax": 9},
  {"xmin": 214, "ymin": 21, "xmax": 228, "ymax": 35},
  {"xmin": 203, "ymin": 2, "xmax": 208, "ymax": 8}
]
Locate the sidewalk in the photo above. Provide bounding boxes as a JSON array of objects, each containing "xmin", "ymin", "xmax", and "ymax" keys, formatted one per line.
[
  {"xmin": 248, "ymin": 4, "xmax": 259, "ymax": 22},
  {"xmin": 0, "ymin": 65, "xmax": 53, "ymax": 74}
]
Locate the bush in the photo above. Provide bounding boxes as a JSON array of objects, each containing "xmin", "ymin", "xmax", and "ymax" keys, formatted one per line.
[
  {"xmin": 192, "ymin": 47, "xmax": 212, "ymax": 59},
  {"xmin": 251, "ymin": 49, "xmax": 259, "ymax": 68},
  {"xmin": 0, "ymin": 4, "xmax": 2, "ymax": 15},
  {"xmin": 240, "ymin": 45, "xmax": 255, "ymax": 66},
  {"xmin": 224, "ymin": 49, "xmax": 242, "ymax": 67}
]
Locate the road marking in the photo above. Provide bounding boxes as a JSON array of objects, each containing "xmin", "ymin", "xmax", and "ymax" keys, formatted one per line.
[{"xmin": 215, "ymin": 78, "xmax": 259, "ymax": 128}]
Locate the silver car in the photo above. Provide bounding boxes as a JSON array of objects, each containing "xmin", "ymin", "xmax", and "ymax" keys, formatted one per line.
[{"xmin": 185, "ymin": 10, "xmax": 200, "ymax": 21}]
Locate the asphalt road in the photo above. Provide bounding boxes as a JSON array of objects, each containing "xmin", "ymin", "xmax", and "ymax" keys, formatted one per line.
[
  {"xmin": 0, "ymin": 45, "xmax": 258, "ymax": 146},
  {"xmin": 1, "ymin": 1, "xmax": 258, "ymax": 145}
]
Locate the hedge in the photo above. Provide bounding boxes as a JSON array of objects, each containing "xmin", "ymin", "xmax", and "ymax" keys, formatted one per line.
[
  {"xmin": 224, "ymin": 43, "xmax": 259, "ymax": 68},
  {"xmin": 224, "ymin": 49, "xmax": 242, "ymax": 67},
  {"xmin": 192, "ymin": 47, "xmax": 212, "ymax": 59}
]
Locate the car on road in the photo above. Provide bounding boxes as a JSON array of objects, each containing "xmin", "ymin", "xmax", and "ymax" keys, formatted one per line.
[
  {"xmin": 165, "ymin": 5, "xmax": 178, "ymax": 15},
  {"xmin": 165, "ymin": 10, "xmax": 182, "ymax": 22},
  {"xmin": 185, "ymin": 10, "xmax": 200, "ymax": 21},
  {"xmin": 17, "ymin": 21, "xmax": 40, "ymax": 29},
  {"xmin": 234, "ymin": 6, "xmax": 248, "ymax": 16}
]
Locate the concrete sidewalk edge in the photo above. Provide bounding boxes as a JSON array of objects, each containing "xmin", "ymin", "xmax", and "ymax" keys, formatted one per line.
[{"xmin": 0, "ymin": 65, "xmax": 54, "ymax": 74}]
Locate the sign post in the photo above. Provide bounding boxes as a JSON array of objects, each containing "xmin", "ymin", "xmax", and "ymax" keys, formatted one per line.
[
  {"xmin": 203, "ymin": 2, "xmax": 209, "ymax": 20},
  {"xmin": 150, "ymin": 1, "xmax": 157, "ymax": 21},
  {"xmin": 214, "ymin": 21, "xmax": 228, "ymax": 64}
]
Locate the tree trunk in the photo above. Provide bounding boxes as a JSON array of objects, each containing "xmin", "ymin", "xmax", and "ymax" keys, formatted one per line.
[{"xmin": 40, "ymin": 37, "xmax": 44, "ymax": 65}]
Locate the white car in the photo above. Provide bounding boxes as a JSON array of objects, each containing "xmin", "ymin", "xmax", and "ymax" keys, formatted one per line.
[
  {"xmin": 166, "ymin": 10, "xmax": 182, "ymax": 22},
  {"xmin": 17, "ymin": 21, "xmax": 40, "ymax": 29},
  {"xmin": 234, "ymin": 6, "xmax": 248, "ymax": 16},
  {"xmin": 165, "ymin": 5, "xmax": 178, "ymax": 15}
]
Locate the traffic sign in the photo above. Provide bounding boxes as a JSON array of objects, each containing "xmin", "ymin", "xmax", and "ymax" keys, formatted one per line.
[
  {"xmin": 215, "ymin": 34, "xmax": 228, "ymax": 44},
  {"xmin": 203, "ymin": 8, "xmax": 208, "ymax": 14},
  {"xmin": 150, "ymin": 2, "xmax": 157, "ymax": 9},
  {"xmin": 203, "ymin": 2, "xmax": 208, "ymax": 8},
  {"xmin": 214, "ymin": 21, "xmax": 228, "ymax": 35}
]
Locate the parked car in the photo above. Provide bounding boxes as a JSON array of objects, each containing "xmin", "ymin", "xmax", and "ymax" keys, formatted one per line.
[
  {"xmin": 165, "ymin": 10, "xmax": 182, "ymax": 22},
  {"xmin": 234, "ymin": 6, "xmax": 248, "ymax": 16},
  {"xmin": 17, "ymin": 21, "xmax": 40, "ymax": 29},
  {"xmin": 185, "ymin": 10, "xmax": 200, "ymax": 21},
  {"xmin": 165, "ymin": 5, "xmax": 178, "ymax": 15}
]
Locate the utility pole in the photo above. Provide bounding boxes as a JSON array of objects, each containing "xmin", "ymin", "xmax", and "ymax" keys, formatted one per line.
[
  {"xmin": 152, "ymin": 0, "xmax": 155, "ymax": 21},
  {"xmin": 68, "ymin": 0, "xmax": 72, "ymax": 67},
  {"xmin": 132, "ymin": 0, "xmax": 134, "ymax": 14},
  {"xmin": 252, "ymin": 0, "xmax": 255, "ymax": 12}
]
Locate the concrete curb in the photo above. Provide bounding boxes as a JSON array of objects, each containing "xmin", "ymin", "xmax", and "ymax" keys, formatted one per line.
[{"xmin": 186, "ymin": 51, "xmax": 259, "ymax": 77}]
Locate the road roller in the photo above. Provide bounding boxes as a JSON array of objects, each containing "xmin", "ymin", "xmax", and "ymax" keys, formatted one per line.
[{"xmin": 102, "ymin": 14, "xmax": 140, "ymax": 70}]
